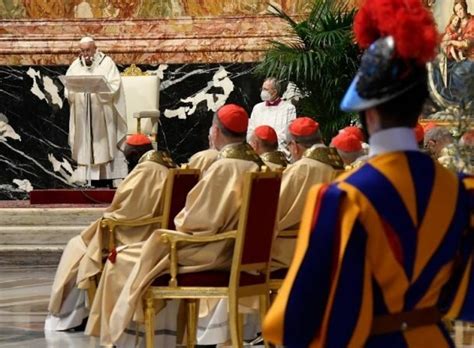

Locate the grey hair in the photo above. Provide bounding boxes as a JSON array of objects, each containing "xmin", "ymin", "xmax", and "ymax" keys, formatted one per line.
[
  {"xmin": 265, "ymin": 77, "xmax": 284, "ymax": 97},
  {"xmin": 424, "ymin": 127, "xmax": 453, "ymax": 147},
  {"xmin": 253, "ymin": 134, "xmax": 278, "ymax": 152},
  {"xmin": 287, "ymin": 129, "xmax": 323, "ymax": 148},
  {"xmin": 337, "ymin": 149, "xmax": 365, "ymax": 165}
]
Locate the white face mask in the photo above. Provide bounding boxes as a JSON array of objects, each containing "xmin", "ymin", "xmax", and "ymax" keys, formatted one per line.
[{"xmin": 260, "ymin": 90, "xmax": 272, "ymax": 102}]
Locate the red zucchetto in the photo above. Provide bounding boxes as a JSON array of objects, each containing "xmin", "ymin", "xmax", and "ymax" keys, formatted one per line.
[
  {"xmin": 413, "ymin": 123, "xmax": 424, "ymax": 143},
  {"xmin": 254, "ymin": 125, "xmax": 278, "ymax": 144},
  {"xmin": 341, "ymin": 126, "xmax": 365, "ymax": 142},
  {"xmin": 332, "ymin": 132, "xmax": 362, "ymax": 152},
  {"xmin": 126, "ymin": 133, "xmax": 151, "ymax": 146},
  {"xmin": 216, "ymin": 104, "xmax": 249, "ymax": 133},
  {"xmin": 423, "ymin": 121, "xmax": 437, "ymax": 133},
  {"xmin": 289, "ymin": 117, "xmax": 319, "ymax": 137}
]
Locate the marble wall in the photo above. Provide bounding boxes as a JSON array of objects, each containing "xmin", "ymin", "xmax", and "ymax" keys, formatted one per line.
[
  {"xmin": 0, "ymin": 1, "xmax": 358, "ymax": 65},
  {"xmin": 0, "ymin": 0, "xmax": 315, "ymax": 19},
  {"xmin": 0, "ymin": 63, "xmax": 262, "ymax": 200},
  {"xmin": 0, "ymin": 16, "xmax": 295, "ymax": 65}
]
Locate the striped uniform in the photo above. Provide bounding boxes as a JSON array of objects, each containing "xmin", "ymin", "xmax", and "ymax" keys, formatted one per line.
[{"xmin": 263, "ymin": 151, "xmax": 473, "ymax": 347}]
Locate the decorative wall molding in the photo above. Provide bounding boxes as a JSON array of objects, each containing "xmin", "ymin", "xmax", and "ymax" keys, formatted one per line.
[{"xmin": 0, "ymin": 16, "xmax": 295, "ymax": 65}]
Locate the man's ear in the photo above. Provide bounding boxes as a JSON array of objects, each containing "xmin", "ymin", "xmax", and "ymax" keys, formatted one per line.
[
  {"xmin": 213, "ymin": 124, "xmax": 220, "ymax": 137},
  {"xmin": 364, "ymin": 107, "xmax": 381, "ymax": 134},
  {"xmin": 252, "ymin": 139, "xmax": 259, "ymax": 152},
  {"xmin": 296, "ymin": 143, "xmax": 304, "ymax": 157}
]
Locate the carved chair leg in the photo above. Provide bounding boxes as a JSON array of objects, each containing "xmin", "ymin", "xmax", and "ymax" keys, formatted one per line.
[
  {"xmin": 144, "ymin": 297, "xmax": 155, "ymax": 348},
  {"xmin": 229, "ymin": 295, "xmax": 242, "ymax": 348},
  {"xmin": 186, "ymin": 299, "xmax": 199, "ymax": 348}
]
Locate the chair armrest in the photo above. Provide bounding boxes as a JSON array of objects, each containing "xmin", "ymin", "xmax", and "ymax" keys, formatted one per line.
[
  {"xmin": 278, "ymin": 229, "xmax": 298, "ymax": 238},
  {"xmin": 157, "ymin": 230, "xmax": 237, "ymax": 287},
  {"xmin": 101, "ymin": 216, "xmax": 163, "ymax": 230},
  {"xmin": 101, "ymin": 216, "xmax": 163, "ymax": 252},
  {"xmin": 159, "ymin": 230, "xmax": 237, "ymax": 244}
]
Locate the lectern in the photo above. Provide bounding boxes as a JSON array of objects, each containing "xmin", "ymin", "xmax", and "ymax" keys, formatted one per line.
[{"xmin": 60, "ymin": 75, "xmax": 113, "ymax": 186}]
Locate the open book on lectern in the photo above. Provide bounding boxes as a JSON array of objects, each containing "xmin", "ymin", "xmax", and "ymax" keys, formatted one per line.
[{"xmin": 59, "ymin": 75, "xmax": 112, "ymax": 94}]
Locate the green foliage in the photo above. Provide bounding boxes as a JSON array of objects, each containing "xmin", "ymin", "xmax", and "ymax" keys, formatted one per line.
[{"xmin": 255, "ymin": 0, "xmax": 360, "ymax": 141}]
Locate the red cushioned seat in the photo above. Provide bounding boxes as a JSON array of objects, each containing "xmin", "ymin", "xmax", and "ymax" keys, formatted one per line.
[{"xmin": 151, "ymin": 271, "xmax": 266, "ymax": 287}]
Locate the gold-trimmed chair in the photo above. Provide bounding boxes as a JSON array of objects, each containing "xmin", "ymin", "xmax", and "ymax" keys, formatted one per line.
[
  {"xmin": 142, "ymin": 170, "xmax": 282, "ymax": 348},
  {"xmin": 121, "ymin": 64, "xmax": 160, "ymax": 139},
  {"xmin": 86, "ymin": 167, "xmax": 201, "ymax": 304}
]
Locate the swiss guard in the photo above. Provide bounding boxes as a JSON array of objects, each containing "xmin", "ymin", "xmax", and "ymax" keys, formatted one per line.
[{"xmin": 263, "ymin": 0, "xmax": 474, "ymax": 347}]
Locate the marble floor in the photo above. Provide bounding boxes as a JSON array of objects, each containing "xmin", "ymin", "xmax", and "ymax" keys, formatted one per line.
[
  {"xmin": 1, "ymin": 265, "xmax": 474, "ymax": 347},
  {"xmin": 0, "ymin": 265, "xmax": 100, "ymax": 348}
]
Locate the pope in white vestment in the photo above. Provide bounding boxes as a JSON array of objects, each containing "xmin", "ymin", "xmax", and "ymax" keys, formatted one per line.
[{"xmin": 65, "ymin": 37, "xmax": 128, "ymax": 182}]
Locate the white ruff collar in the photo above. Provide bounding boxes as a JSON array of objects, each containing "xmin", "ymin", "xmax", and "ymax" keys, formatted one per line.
[{"xmin": 368, "ymin": 127, "xmax": 419, "ymax": 157}]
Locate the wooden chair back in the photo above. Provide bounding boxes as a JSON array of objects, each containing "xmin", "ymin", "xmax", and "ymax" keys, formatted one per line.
[
  {"xmin": 229, "ymin": 170, "xmax": 282, "ymax": 290},
  {"xmin": 161, "ymin": 167, "xmax": 201, "ymax": 230}
]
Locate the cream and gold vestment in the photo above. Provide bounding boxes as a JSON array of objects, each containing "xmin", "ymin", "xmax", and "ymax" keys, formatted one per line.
[
  {"xmin": 187, "ymin": 148, "xmax": 219, "ymax": 173},
  {"xmin": 273, "ymin": 145, "xmax": 343, "ymax": 269},
  {"xmin": 45, "ymin": 151, "xmax": 174, "ymax": 331},
  {"xmin": 261, "ymin": 150, "xmax": 288, "ymax": 170}
]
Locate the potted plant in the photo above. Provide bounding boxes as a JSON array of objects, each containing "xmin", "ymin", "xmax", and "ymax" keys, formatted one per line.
[{"xmin": 255, "ymin": 0, "xmax": 360, "ymax": 141}]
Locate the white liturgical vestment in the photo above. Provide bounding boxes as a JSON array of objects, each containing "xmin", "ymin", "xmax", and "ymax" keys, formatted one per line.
[
  {"xmin": 66, "ymin": 51, "xmax": 128, "ymax": 181},
  {"xmin": 247, "ymin": 100, "xmax": 296, "ymax": 153}
]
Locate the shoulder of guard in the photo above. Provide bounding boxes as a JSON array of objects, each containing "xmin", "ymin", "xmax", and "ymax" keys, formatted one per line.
[
  {"xmin": 303, "ymin": 146, "xmax": 344, "ymax": 169},
  {"xmin": 138, "ymin": 150, "xmax": 176, "ymax": 168},
  {"xmin": 219, "ymin": 143, "xmax": 265, "ymax": 168},
  {"xmin": 261, "ymin": 151, "xmax": 288, "ymax": 168}
]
